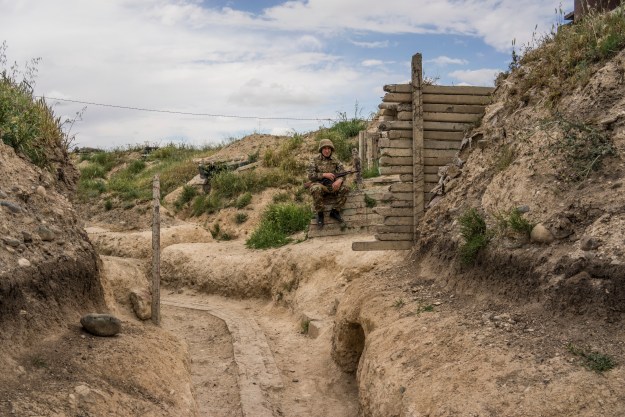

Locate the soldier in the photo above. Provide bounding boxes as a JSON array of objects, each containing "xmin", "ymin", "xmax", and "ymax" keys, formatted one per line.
[{"xmin": 307, "ymin": 139, "xmax": 349, "ymax": 227}]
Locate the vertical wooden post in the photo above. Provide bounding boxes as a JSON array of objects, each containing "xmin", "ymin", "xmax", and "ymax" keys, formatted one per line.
[
  {"xmin": 352, "ymin": 148, "xmax": 362, "ymax": 188},
  {"xmin": 411, "ymin": 54, "xmax": 425, "ymax": 243},
  {"xmin": 358, "ymin": 131, "xmax": 366, "ymax": 170},
  {"xmin": 151, "ymin": 175, "xmax": 161, "ymax": 325}
]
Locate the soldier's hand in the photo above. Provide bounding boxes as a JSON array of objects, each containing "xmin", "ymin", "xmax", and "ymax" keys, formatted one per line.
[
  {"xmin": 322, "ymin": 172, "xmax": 336, "ymax": 181},
  {"xmin": 332, "ymin": 178, "xmax": 342, "ymax": 191}
]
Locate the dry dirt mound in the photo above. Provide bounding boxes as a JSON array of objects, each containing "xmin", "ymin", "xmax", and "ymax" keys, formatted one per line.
[{"xmin": 418, "ymin": 48, "xmax": 625, "ymax": 320}]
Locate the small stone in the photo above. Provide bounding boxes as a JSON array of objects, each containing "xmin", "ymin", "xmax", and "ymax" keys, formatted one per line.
[
  {"xmin": 129, "ymin": 289, "xmax": 152, "ymax": 320},
  {"xmin": 3, "ymin": 238, "xmax": 21, "ymax": 247},
  {"xmin": 0, "ymin": 201, "xmax": 22, "ymax": 213},
  {"xmin": 35, "ymin": 186, "xmax": 47, "ymax": 197},
  {"xmin": 580, "ymin": 235, "xmax": 601, "ymax": 251},
  {"xmin": 80, "ymin": 313, "xmax": 122, "ymax": 337},
  {"xmin": 516, "ymin": 205, "xmax": 530, "ymax": 213},
  {"xmin": 530, "ymin": 223, "xmax": 554, "ymax": 244},
  {"xmin": 37, "ymin": 225, "xmax": 55, "ymax": 242},
  {"xmin": 0, "ymin": 189, "xmax": 7, "ymax": 198},
  {"xmin": 18, "ymin": 258, "xmax": 31, "ymax": 267},
  {"xmin": 22, "ymin": 231, "xmax": 33, "ymax": 243}
]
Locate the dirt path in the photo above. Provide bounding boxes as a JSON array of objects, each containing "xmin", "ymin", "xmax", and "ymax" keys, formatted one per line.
[{"xmin": 161, "ymin": 292, "xmax": 358, "ymax": 417}]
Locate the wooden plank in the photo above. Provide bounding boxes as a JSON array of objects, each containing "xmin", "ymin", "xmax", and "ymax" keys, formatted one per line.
[
  {"xmin": 423, "ymin": 94, "xmax": 492, "ymax": 105},
  {"xmin": 379, "ymin": 121, "xmax": 412, "ymax": 131},
  {"xmin": 425, "ymin": 174, "xmax": 439, "ymax": 183},
  {"xmin": 423, "ymin": 131, "xmax": 464, "ymax": 140},
  {"xmin": 397, "ymin": 111, "xmax": 413, "ymax": 121},
  {"xmin": 387, "ymin": 192, "xmax": 413, "ymax": 201},
  {"xmin": 379, "ymin": 166, "xmax": 413, "ymax": 175},
  {"xmin": 423, "ymin": 112, "xmax": 482, "ymax": 123},
  {"xmin": 386, "ymin": 130, "xmax": 413, "ymax": 139},
  {"xmin": 399, "ymin": 174, "xmax": 413, "ymax": 182},
  {"xmin": 424, "ymin": 139, "xmax": 462, "ymax": 150},
  {"xmin": 376, "ymin": 225, "xmax": 414, "ymax": 234},
  {"xmin": 375, "ymin": 233, "xmax": 414, "ymax": 241},
  {"xmin": 424, "ymin": 156, "xmax": 455, "ymax": 166},
  {"xmin": 379, "ymin": 156, "xmax": 412, "ymax": 166},
  {"xmin": 380, "ymin": 147, "xmax": 412, "ymax": 157},
  {"xmin": 423, "ymin": 121, "xmax": 473, "ymax": 131},
  {"xmin": 383, "ymin": 92, "xmax": 412, "ymax": 103},
  {"xmin": 390, "ymin": 183, "xmax": 413, "ymax": 192},
  {"xmin": 378, "ymin": 115, "xmax": 395, "ymax": 122},
  {"xmin": 384, "ymin": 83, "xmax": 412, "ymax": 93},
  {"xmin": 424, "ymin": 149, "xmax": 458, "ymax": 159},
  {"xmin": 352, "ymin": 241, "xmax": 412, "ymax": 251},
  {"xmin": 391, "ymin": 200, "xmax": 413, "ymax": 208},
  {"xmin": 378, "ymin": 102, "xmax": 399, "ymax": 110},
  {"xmin": 374, "ymin": 207, "xmax": 413, "ymax": 217},
  {"xmin": 152, "ymin": 175, "xmax": 161, "ymax": 325},
  {"xmin": 423, "ymin": 85, "xmax": 495, "ymax": 95},
  {"xmin": 378, "ymin": 138, "xmax": 412, "ymax": 149},
  {"xmin": 423, "ymin": 103, "xmax": 487, "ymax": 114},
  {"xmin": 384, "ymin": 216, "xmax": 414, "ymax": 226},
  {"xmin": 378, "ymin": 109, "xmax": 396, "ymax": 116},
  {"xmin": 425, "ymin": 181, "xmax": 438, "ymax": 191}
]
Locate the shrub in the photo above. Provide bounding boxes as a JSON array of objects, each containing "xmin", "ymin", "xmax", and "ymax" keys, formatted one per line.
[
  {"xmin": 273, "ymin": 192, "xmax": 290, "ymax": 203},
  {"xmin": 235, "ymin": 192, "xmax": 252, "ymax": 209},
  {"xmin": 507, "ymin": 5, "xmax": 625, "ymax": 105},
  {"xmin": 192, "ymin": 193, "xmax": 222, "ymax": 215},
  {"xmin": 568, "ymin": 344, "xmax": 617, "ymax": 373},
  {"xmin": 364, "ymin": 194, "xmax": 377, "ymax": 208},
  {"xmin": 104, "ymin": 199, "xmax": 113, "ymax": 211},
  {"xmin": 362, "ymin": 163, "xmax": 380, "ymax": 179},
  {"xmin": 175, "ymin": 185, "xmax": 198, "ymax": 210},
  {"xmin": 234, "ymin": 212, "xmax": 248, "ymax": 224},
  {"xmin": 127, "ymin": 159, "xmax": 146, "ymax": 174},
  {"xmin": 0, "ymin": 49, "xmax": 66, "ymax": 168},
  {"xmin": 458, "ymin": 208, "xmax": 491, "ymax": 264},
  {"xmin": 246, "ymin": 203, "xmax": 311, "ymax": 249},
  {"xmin": 496, "ymin": 208, "xmax": 533, "ymax": 237},
  {"xmin": 79, "ymin": 164, "xmax": 107, "ymax": 180}
]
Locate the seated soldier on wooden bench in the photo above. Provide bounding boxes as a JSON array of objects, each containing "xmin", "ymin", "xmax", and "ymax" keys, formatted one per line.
[{"xmin": 307, "ymin": 139, "xmax": 349, "ymax": 228}]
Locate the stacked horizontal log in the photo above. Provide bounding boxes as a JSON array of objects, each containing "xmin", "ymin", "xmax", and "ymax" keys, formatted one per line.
[{"xmin": 421, "ymin": 85, "xmax": 494, "ymax": 195}]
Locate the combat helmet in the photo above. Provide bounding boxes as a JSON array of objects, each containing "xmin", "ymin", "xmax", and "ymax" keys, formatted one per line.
[{"xmin": 318, "ymin": 138, "xmax": 335, "ymax": 152}]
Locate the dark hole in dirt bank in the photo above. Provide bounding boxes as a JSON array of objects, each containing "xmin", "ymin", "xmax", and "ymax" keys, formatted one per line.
[{"xmin": 332, "ymin": 321, "xmax": 365, "ymax": 373}]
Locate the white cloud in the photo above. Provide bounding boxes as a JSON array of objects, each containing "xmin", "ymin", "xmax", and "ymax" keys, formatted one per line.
[
  {"xmin": 361, "ymin": 59, "xmax": 385, "ymax": 67},
  {"xmin": 448, "ymin": 68, "xmax": 501, "ymax": 86},
  {"xmin": 350, "ymin": 40, "xmax": 390, "ymax": 48},
  {"xmin": 0, "ymin": 0, "xmax": 561, "ymax": 148},
  {"xmin": 426, "ymin": 56, "xmax": 469, "ymax": 66}
]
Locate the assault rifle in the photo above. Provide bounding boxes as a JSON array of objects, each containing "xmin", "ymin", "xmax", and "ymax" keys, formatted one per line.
[{"xmin": 304, "ymin": 170, "xmax": 357, "ymax": 189}]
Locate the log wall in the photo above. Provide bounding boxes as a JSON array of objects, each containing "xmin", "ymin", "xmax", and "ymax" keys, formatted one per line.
[{"xmin": 353, "ymin": 53, "xmax": 494, "ymax": 251}]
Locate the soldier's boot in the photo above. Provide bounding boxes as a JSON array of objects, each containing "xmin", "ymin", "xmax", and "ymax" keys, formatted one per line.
[
  {"xmin": 316, "ymin": 212, "xmax": 324, "ymax": 228},
  {"xmin": 329, "ymin": 209, "xmax": 344, "ymax": 223}
]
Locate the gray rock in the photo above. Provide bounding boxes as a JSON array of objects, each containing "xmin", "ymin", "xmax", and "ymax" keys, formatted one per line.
[
  {"xmin": 0, "ymin": 189, "xmax": 6, "ymax": 198},
  {"xmin": 129, "ymin": 289, "xmax": 152, "ymax": 320},
  {"xmin": 0, "ymin": 201, "xmax": 22, "ymax": 213},
  {"xmin": 580, "ymin": 235, "xmax": 601, "ymax": 251},
  {"xmin": 80, "ymin": 313, "xmax": 121, "ymax": 337},
  {"xmin": 37, "ymin": 225, "xmax": 55, "ymax": 241},
  {"xmin": 3, "ymin": 237, "xmax": 21, "ymax": 247},
  {"xmin": 516, "ymin": 205, "xmax": 530, "ymax": 213},
  {"xmin": 530, "ymin": 223, "xmax": 554, "ymax": 244},
  {"xmin": 22, "ymin": 231, "xmax": 33, "ymax": 243}
]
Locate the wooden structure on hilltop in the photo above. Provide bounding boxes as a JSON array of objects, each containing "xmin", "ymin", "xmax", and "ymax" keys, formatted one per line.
[
  {"xmin": 565, "ymin": 0, "xmax": 621, "ymax": 21},
  {"xmin": 352, "ymin": 53, "xmax": 494, "ymax": 251}
]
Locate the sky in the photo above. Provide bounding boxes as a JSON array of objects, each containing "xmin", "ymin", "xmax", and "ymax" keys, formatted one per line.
[{"xmin": 1, "ymin": 0, "xmax": 567, "ymax": 149}]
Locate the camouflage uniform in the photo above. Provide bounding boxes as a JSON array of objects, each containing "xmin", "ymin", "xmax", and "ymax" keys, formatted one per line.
[{"xmin": 307, "ymin": 142, "xmax": 349, "ymax": 213}]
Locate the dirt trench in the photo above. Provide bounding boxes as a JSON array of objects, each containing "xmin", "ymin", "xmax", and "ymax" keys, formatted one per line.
[{"xmin": 95, "ymin": 225, "xmax": 401, "ymax": 417}]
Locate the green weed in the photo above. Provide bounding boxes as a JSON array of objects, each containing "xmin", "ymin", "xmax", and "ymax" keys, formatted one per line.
[
  {"xmin": 496, "ymin": 208, "xmax": 534, "ymax": 237},
  {"xmin": 364, "ymin": 194, "xmax": 377, "ymax": 208},
  {"xmin": 246, "ymin": 203, "xmax": 311, "ymax": 249},
  {"xmin": 235, "ymin": 192, "xmax": 253, "ymax": 209},
  {"xmin": 362, "ymin": 163, "xmax": 380, "ymax": 179},
  {"xmin": 174, "ymin": 185, "xmax": 198, "ymax": 210},
  {"xmin": 393, "ymin": 298, "xmax": 405, "ymax": 308},
  {"xmin": 458, "ymin": 208, "xmax": 491, "ymax": 264},
  {"xmin": 234, "ymin": 212, "xmax": 248, "ymax": 224},
  {"xmin": 300, "ymin": 319, "xmax": 311, "ymax": 334},
  {"xmin": 568, "ymin": 343, "xmax": 617, "ymax": 373}
]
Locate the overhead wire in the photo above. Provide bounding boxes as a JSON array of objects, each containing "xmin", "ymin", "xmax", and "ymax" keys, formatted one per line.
[{"xmin": 37, "ymin": 96, "xmax": 339, "ymax": 122}]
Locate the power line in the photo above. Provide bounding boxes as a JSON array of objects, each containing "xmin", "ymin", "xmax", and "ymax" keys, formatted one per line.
[{"xmin": 38, "ymin": 96, "xmax": 337, "ymax": 122}]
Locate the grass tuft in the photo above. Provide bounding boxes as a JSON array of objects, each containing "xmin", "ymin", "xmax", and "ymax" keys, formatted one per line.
[
  {"xmin": 458, "ymin": 208, "xmax": 491, "ymax": 264},
  {"xmin": 246, "ymin": 203, "xmax": 311, "ymax": 249}
]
